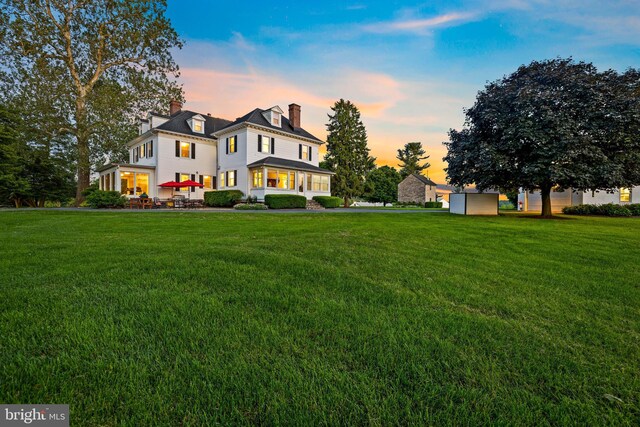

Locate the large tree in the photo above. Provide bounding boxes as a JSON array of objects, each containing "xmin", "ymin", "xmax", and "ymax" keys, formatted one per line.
[
  {"xmin": 324, "ymin": 99, "xmax": 375, "ymax": 207},
  {"xmin": 444, "ymin": 58, "xmax": 640, "ymax": 217},
  {"xmin": 397, "ymin": 142, "xmax": 430, "ymax": 178},
  {"xmin": 363, "ymin": 165, "xmax": 402, "ymax": 206},
  {"xmin": 0, "ymin": 0, "xmax": 184, "ymax": 202}
]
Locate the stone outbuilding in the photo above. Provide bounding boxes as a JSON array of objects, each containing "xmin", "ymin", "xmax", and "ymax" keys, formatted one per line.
[{"xmin": 398, "ymin": 173, "xmax": 438, "ymax": 204}]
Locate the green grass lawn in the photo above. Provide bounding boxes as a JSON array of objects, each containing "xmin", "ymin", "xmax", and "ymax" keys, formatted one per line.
[{"xmin": 1, "ymin": 211, "xmax": 639, "ymax": 425}]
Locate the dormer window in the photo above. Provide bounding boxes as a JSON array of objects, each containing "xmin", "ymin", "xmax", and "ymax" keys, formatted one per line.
[
  {"xmin": 188, "ymin": 115, "xmax": 206, "ymax": 134},
  {"xmin": 262, "ymin": 106, "xmax": 284, "ymax": 128}
]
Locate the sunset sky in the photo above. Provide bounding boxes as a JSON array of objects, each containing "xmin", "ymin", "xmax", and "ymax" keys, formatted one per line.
[{"xmin": 166, "ymin": 0, "xmax": 640, "ymax": 184}]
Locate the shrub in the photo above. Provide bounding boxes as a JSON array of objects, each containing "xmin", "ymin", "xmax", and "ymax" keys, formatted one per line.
[
  {"xmin": 234, "ymin": 203, "xmax": 268, "ymax": 210},
  {"xmin": 562, "ymin": 203, "xmax": 632, "ymax": 217},
  {"xmin": 245, "ymin": 195, "xmax": 258, "ymax": 204},
  {"xmin": 204, "ymin": 190, "xmax": 244, "ymax": 207},
  {"xmin": 85, "ymin": 190, "xmax": 126, "ymax": 209},
  {"xmin": 499, "ymin": 201, "xmax": 515, "ymax": 210},
  {"xmin": 425, "ymin": 201, "xmax": 443, "ymax": 208},
  {"xmin": 313, "ymin": 196, "xmax": 342, "ymax": 208},
  {"xmin": 627, "ymin": 204, "xmax": 640, "ymax": 216},
  {"xmin": 264, "ymin": 194, "xmax": 307, "ymax": 209}
]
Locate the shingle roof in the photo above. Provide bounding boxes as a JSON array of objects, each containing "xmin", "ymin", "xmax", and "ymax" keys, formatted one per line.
[
  {"xmin": 247, "ymin": 156, "xmax": 334, "ymax": 174},
  {"xmin": 215, "ymin": 108, "xmax": 324, "ymax": 143},
  {"xmin": 154, "ymin": 110, "xmax": 232, "ymax": 139},
  {"xmin": 411, "ymin": 173, "xmax": 438, "ymax": 186}
]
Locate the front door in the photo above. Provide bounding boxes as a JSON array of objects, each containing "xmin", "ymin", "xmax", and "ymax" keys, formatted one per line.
[{"xmin": 298, "ymin": 172, "xmax": 305, "ymax": 195}]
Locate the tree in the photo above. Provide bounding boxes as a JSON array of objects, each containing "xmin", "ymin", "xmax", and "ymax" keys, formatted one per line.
[
  {"xmin": 444, "ymin": 58, "xmax": 640, "ymax": 217},
  {"xmin": 0, "ymin": 105, "xmax": 26, "ymax": 205},
  {"xmin": 324, "ymin": 99, "xmax": 376, "ymax": 207},
  {"xmin": 364, "ymin": 166, "xmax": 402, "ymax": 206},
  {"xmin": 397, "ymin": 142, "xmax": 430, "ymax": 178},
  {"xmin": 0, "ymin": 0, "xmax": 184, "ymax": 203}
]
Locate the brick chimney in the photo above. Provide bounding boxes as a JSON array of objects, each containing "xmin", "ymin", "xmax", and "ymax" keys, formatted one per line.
[
  {"xmin": 169, "ymin": 100, "xmax": 182, "ymax": 115},
  {"xmin": 288, "ymin": 103, "xmax": 301, "ymax": 128}
]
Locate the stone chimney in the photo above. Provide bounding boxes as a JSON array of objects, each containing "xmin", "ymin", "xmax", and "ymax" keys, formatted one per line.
[
  {"xmin": 288, "ymin": 103, "xmax": 301, "ymax": 128},
  {"xmin": 169, "ymin": 100, "xmax": 182, "ymax": 115}
]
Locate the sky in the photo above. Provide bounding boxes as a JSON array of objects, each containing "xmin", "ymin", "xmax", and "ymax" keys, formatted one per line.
[{"xmin": 165, "ymin": 0, "xmax": 640, "ymax": 184}]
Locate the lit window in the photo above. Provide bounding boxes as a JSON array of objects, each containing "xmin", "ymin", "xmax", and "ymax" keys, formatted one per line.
[
  {"xmin": 620, "ymin": 188, "xmax": 630, "ymax": 202},
  {"xmin": 220, "ymin": 172, "xmax": 225, "ymax": 188},
  {"xmin": 277, "ymin": 171, "xmax": 288, "ymax": 189},
  {"xmin": 203, "ymin": 175, "xmax": 212, "ymax": 189},
  {"xmin": 193, "ymin": 120, "xmax": 203, "ymax": 132},
  {"xmin": 252, "ymin": 170, "xmax": 263, "ymax": 188},
  {"xmin": 273, "ymin": 114, "xmax": 280, "ymax": 126},
  {"xmin": 267, "ymin": 169, "xmax": 277, "ymax": 188},
  {"xmin": 228, "ymin": 136, "xmax": 237, "ymax": 153},
  {"xmin": 298, "ymin": 173, "xmax": 305, "ymax": 192},
  {"xmin": 311, "ymin": 175, "xmax": 330, "ymax": 192},
  {"xmin": 302, "ymin": 145, "xmax": 308, "ymax": 160},
  {"xmin": 227, "ymin": 170, "xmax": 236, "ymax": 187},
  {"xmin": 120, "ymin": 172, "xmax": 134, "ymax": 195},
  {"xmin": 289, "ymin": 172, "xmax": 295, "ymax": 190},
  {"xmin": 180, "ymin": 142, "xmax": 190, "ymax": 158},
  {"xmin": 179, "ymin": 173, "xmax": 189, "ymax": 191},
  {"xmin": 136, "ymin": 173, "xmax": 149, "ymax": 196}
]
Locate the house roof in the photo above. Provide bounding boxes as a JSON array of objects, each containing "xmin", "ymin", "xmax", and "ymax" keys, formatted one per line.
[
  {"xmin": 214, "ymin": 108, "xmax": 324, "ymax": 143},
  {"xmin": 154, "ymin": 110, "xmax": 233, "ymax": 139},
  {"xmin": 96, "ymin": 163, "xmax": 156, "ymax": 172},
  {"xmin": 247, "ymin": 156, "xmax": 334, "ymax": 174},
  {"xmin": 409, "ymin": 173, "xmax": 437, "ymax": 186}
]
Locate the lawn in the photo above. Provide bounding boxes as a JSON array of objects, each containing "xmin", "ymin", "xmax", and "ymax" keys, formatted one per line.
[{"xmin": 1, "ymin": 211, "xmax": 639, "ymax": 425}]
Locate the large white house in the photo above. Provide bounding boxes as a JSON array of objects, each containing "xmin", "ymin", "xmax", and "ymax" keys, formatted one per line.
[
  {"xmin": 97, "ymin": 101, "xmax": 332, "ymax": 200},
  {"xmin": 518, "ymin": 187, "xmax": 639, "ymax": 212}
]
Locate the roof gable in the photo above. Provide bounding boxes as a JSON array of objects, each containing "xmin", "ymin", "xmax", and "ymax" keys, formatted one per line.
[
  {"xmin": 154, "ymin": 110, "xmax": 232, "ymax": 139},
  {"xmin": 406, "ymin": 173, "xmax": 437, "ymax": 186},
  {"xmin": 215, "ymin": 107, "xmax": 323, "ymax": 143}
]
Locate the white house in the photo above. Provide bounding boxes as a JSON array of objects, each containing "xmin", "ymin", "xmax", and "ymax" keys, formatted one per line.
[
  {"xmin": 97, "ymin": 101, "xmax": 333, "ymax": 201},
  {"xmin": 518, "ymin": 187, "xmax": 639, "ymax": 212}
]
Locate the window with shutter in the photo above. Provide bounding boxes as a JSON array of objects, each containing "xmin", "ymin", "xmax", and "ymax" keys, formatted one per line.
[
  {"xmin": 191, "ymin": 143, "xmax": 196, "ymax": 159},
  {"xmin": 191, "ymin": 174, "xmax": 196, "ymax": 192},
  {"xmin": 270, "ymin": 139, "xmax": 274, "ymax": 154},
  {"xmin": 175, "ymin": 141, "xmax": 180, "ymax": 157},
  {"xmin": 309, "ymin": 147, "xmax": 312, "ymax": 161},
  {"xmin": 258, "ymin": 135, "xmax": 262, "ymax": 152},
  {"xmin": 226, "ymin": 138, "xmax": 229, "ymax": 154},
  {"xmin": 299, "ymin": 144, "xmax": 302, "ymax": 159}
]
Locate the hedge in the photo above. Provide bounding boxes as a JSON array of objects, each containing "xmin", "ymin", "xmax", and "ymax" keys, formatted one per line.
[
  {"xmin": 264, "ymin": 194, "xmax": 307, "ymax": 209},
  {"xmin": 234, "ymin": 203, "xmax": 268, "ymax": 210},
  {"xmin": 425, "ymin": 201, "xmax": 443, "ymax": 208},
  {"xmin": 86, "ymin": 190, "xmax": 126, "ymax": 209},
  {"xmin": 562, "ymin": 203, "xmax": 635, "ymax": 217},
  {"xmin": 204, "ymin": 190, "xmax": 244, "ymax": 207},
  {"xmin": 312, "ymin": 196, "xmax": 342, "ymax": 208}
]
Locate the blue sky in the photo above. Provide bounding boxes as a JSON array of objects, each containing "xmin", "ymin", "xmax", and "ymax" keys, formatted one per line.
[{"xmin": 166, "ymin": 0, "xmax": 640, "ymax": 182}]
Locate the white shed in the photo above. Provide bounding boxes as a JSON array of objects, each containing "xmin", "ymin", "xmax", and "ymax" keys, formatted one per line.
[{"xmin": 450, "ymin": 193, "xmax": 499, "ymax": 215}]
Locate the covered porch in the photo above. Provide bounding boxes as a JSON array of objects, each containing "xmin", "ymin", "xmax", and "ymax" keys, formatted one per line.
[
  {"xmin": 97, "ymin": 163, "xmax": 156, "ymax": 198},
  {"xmin": 246, "ymin": 157, "xmax": 333, "ymax": 200}
]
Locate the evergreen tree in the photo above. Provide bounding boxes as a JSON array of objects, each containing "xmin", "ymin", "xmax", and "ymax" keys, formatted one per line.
[
  {"xmin": 324, "ymin": 99, "xmax": 375, "ymax": 207},
  {"xmin": 397, "ymin": 142, "xmax": 430, "ymax": 178}
]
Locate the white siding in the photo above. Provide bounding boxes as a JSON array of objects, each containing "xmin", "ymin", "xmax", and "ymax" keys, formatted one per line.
[
  {"xmin": 449, "ymin": 194, "xmax": 466, "ymax": 215},
  {"xmin": 155, "ymin": 134, "xmax": 217, "ymax": 199}
]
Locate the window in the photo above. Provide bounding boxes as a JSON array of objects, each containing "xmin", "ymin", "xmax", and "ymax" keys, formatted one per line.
[
  {"xmin": 179, "ymin": 173, "xmax": 189, "ymax": 191},
  {"xmin": 141, "ymin": 144, "xmax": 146, "ymax": 158},
  {"xmin": 299, "ymin": 144, "xmax": 312, "ymax": 161},
  {"xmin": 203, "ymin": 175, "xmax": 212, "ymax": 189},
  {"xmin": 120, "ymin": 172, "xmax": 134, "ymax": 195},
  {"xmin": 311, "ymin": 175, "xmax": 329, "ymax": 192},
  {"xmin": 273, "ymin": 113, "xmax": 280, "ymax": 126},
  {"xmin": 298, "ymin": 172, "xmax": 305, "ymax": 192},
  {"xmin": 620, "ymin": 188, "xmax": 631, "ymax": 202},
  {"xmin": 193, "ymin": 120, "xmax": 203, "ymax": 132},
  {"xmin": 289, "ymin": 172, "xmax": 296, "ymax": 190},
  {"xmin": 220, "ymin": 172, "xmax": 225, "ymax": 188},
  {"xmin": 267, "ymin": 169, "xmax": 277, "ymax": 188},
  {"xmin": 227, "ymin": 170, "xmax": 237, "ymax": 187},
  {"xmin": 252, "ymin": 169, "xmax": 263, "ymax": 188},
  {"xmin": 277, "ymin": 171, "xmax": 289, "ymax": 189},
  {"xmin": 307, "ymin": 174, "xmax": 312, "ymax": 191},
  {"xmin": 180, "ymin": 142, "xmax": 190, "ymax": 158},
  {"xmin": 259, "ymin": 135, "xmax": 271, "ymax": 153},
  {"xmin": 136, "ymin": 173, "xmax": 149, "ymax": 196},
  {"xmin": 105, "ymin": 173, "xmax": 111, "ymax": 191},
  {"xmin": 227, "ymin": 136, "xmax": 237, "ymax": 154}
]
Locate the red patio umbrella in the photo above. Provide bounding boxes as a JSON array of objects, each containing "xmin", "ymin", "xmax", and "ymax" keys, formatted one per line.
[
  {"xmin": 157, "ymin": 180, "xmax": 185, "ymax": 199},
  {"xmin": 179, "ymin": 179, "xmax": 204, "ymax": 200}
]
